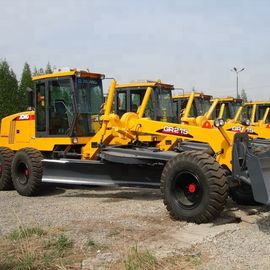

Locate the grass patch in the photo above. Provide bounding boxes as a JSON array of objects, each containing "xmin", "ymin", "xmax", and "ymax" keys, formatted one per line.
[
  {"xmin": 9, "ymin": 226, "xmax": 45, "ymax": 241},
  {"xmin": 185, "ymin": 252, "xmax": 201, "ymax": 266},
  {"xmin": 124, "ymin": 246, "xmax": 157, "ymax": 270},
  {"xmin": 1, "ymin": 225, "xmax": 78, "ymax": 270},
  {"xmin": 45, "ymin": 233, "xmax": 73, "ymax": 257},
  {"xmin": 85, "ymin": 238, "xmax": 107, "ymax": 252},
  {"xmin": 15, "ymin": 253, "xmax": 36, "ymax": 270},
  {"xmin": 42, "ymin": 251, "xmax": 55, "ymax": 267}
]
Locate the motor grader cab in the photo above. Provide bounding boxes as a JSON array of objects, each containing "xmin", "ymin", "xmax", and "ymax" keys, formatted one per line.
[
  {"xmin": 1, "ymin": 70, "xmax": 270, "ymax": 224},
  {"xmin": 242, "ymin": 101, "xmax": 270, "ymax": 125},
  {"xmin": 114, "ymin": 81, "xmax": 177, "ymax": 123},
  {"xmin": 33, "ymin": 68, "xmax": 104, "ymax": 139},
  {"xmin": 0, "ymin": 68, "xmax": 104, "ymax": 155},
  {"xmin": 212, "ymin": 97, "xmax": 243, "ymax": 120},
  {"xmin": 173, "ymin": 92, "xmax": 212, "ymax": 121}
]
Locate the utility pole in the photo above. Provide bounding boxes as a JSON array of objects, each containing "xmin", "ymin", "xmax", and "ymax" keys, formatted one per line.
[{"xmin": 231, "ymin": 67, "xmax": 245, "ymax": 98}]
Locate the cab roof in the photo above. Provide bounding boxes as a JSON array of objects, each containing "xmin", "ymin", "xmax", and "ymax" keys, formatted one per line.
[
  {"xmin": 245, "ymin": 101, "xmax": 270, "ymax": 106},
  {"xmin": 32, "ymin": 68, "xmax": 104, "ymax": 81},
  {"xmin": 173, "ymin": 92, "xmax": 212, "ymax": 99},
  {"xmin": 212, "ymin": 97, "xmax": 243, "ymax": 103},
  {"xmin": 116, "ymin": 80, "xmax": 174, "ymax": 90}
]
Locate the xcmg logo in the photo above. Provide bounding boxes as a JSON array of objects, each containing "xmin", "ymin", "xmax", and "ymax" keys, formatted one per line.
[
  {"xmin": 231, "ymin": 126, "xmax": 243, "ymax": 133},
  {"xmin": 15, "ymin": 114, "xmax": 35, "ymax": 121},
  {"xmin": 157, "ymin": 126, "xmax": 193, "ymax": 138},
  {"xmin": 18, "ymin": 114, "xmax": 30, "ymax": 120}
]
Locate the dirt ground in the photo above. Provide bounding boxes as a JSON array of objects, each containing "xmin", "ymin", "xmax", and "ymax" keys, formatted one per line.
[{"xmin": 1, "ymin": 185, "xmax": 270, "ymax": 269}]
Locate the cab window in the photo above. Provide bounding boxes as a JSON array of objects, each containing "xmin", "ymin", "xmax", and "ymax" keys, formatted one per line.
[
  {"xmin": 117, "ymin": 92, "xmax": 127, "ymax": 116},
  {"xmin": 36, "ymin": 83, "xmax": 46, "ymax": 132},
  {"xmin": 48, "ymin": 78, "xmax": 74, "ymax": 135}
]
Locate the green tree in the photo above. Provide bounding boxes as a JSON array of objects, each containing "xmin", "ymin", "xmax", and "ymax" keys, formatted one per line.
[
  {"xmin": 0, "ymin": 60, "xmax": 19, "ymax": 118},
  {"xmin": 32, "ymin": 66, "xmax": 44, "ymax": 76},
  {"xmin": 18, "ymin": 62, "xmax": 34, "ymax": 111},
  {"xmin": 240, "ymin": 89, "xmax": 248, "ymax": 102},
  {"xmin": 33, "ymin": 66, "xmax": 38, "ymax": 76},
  {"xmin": 45, "ymin": 62, "xmax": 53, "ymax": 74},
  {"xmin": 33, "ymin": 63, "xmax": 54, "ymax": 76}
]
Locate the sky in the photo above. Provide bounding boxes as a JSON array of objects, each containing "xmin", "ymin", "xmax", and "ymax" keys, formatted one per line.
[{"xmin": 1, "ymin": 0, "xmax": 270, "ymax": 100}]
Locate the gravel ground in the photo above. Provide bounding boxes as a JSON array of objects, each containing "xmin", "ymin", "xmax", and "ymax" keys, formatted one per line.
[{"xmin": 1, "ymin": 185, "xmax": 270, "ymax": 269}]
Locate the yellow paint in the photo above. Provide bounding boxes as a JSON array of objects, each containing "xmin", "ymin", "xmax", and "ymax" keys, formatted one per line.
[{"xmin": 32, "ymin": 68, "xmax": 104, "ymax": 81}]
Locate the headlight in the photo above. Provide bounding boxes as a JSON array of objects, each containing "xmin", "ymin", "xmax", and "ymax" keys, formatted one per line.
[
  {"xmin": 241, "ymin": 118, "xmax": 251, "ymax": 126},
  {"xmin": 214, "ymin": 118, "xmax": 225, "ymax": 127},
  {"xmin": 72, "ymin": 137, "xmax": 78, "ymax": 144}
]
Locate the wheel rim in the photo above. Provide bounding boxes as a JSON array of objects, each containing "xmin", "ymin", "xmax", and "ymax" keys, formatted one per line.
[
  {"xmin": 15, "ymin": 161, "xmax": 29, "ymax": 185},
  {"xmin": 172, "ymin": 171, "xmax": 203, "ymax": 209}
]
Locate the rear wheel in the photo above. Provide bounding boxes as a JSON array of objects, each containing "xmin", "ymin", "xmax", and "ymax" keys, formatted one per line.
[
  {"xmin": 161, "ymin": 151, "xmax": 228, "ymax": 223},
  {"xmin": 12, "ymin": 148, "xmax": 43, "ymax": 196},
  {"xmin": 0, "ymin": 147, "xmax": 14, "ymax": 190}
]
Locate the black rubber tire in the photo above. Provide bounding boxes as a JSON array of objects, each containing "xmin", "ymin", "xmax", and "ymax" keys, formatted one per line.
[
  {"xmin": 0, "ymin": 147, "xmax": 14, "ymax": 190},
  {"xmin": 161, "ymin": 151, "xmax": 228, "ymax": 224},
  {"xmin": 11, "ymin": 148, "xmax": 43, "ymax": 196},
  {"xmin": 229, "ymin": 183, "xmax": 259, "ymax": 205}
]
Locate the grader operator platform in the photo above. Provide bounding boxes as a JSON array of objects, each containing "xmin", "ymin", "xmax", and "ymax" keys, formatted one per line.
[{"xmin": 0, "ymin": 70, "xmax": 270, "ymax": 224}]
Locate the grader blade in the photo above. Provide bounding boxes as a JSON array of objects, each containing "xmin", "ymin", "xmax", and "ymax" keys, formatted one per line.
[
  {"xmin": 41, "ymin": 146, "xmax": 176, "ymax": 187},
  {"xmin": 247, "ymin": 149, "xmax": 270, "ymax": 205},
  {"xmin": 233, "ymin": 133, "xmax": 270, "ymax": 205}
]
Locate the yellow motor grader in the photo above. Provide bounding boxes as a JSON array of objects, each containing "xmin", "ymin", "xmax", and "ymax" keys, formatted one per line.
[
  {"xmin": 0, "ymin": 70, "xmax": 270, "ymax": 224},
  {"xmin": 113, "ymin": 81, "xmax": 270, "ymax": 208},
  {"xmin": 172, "ymin": 93, "xmax": 270, "ymax": 142},
  {"xmin": 213, "ymin": 99, "xmax": 270, "ymax": 141}
]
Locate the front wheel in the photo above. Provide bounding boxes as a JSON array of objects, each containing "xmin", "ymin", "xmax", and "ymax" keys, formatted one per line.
[
  {"xmin": 12, "ymin": 148, "xmax": 43, "ymax": 196},
  {"xmin": 0, "ymin": 147, "xmax": 14, "ymax": 190},
  {"xmin": 161, "ymin": 151, "xmax": 228, "ymax": 223}
]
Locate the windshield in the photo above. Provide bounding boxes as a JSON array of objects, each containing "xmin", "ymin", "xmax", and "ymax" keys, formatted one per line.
[
  {"xmin": 195, "ymin": 98, "xmax": 211, "ymax": 116},
  {"xmin": 155, "ymin": 88, "xmax": 177, "ymax": 123},
  {"xmin": 76, "ymin": 78, "xmax": 103, "ymax": 114},
  {"xmin": 74, "ymin": 77, "xmax": 103, "ymax": 136},
  {"xmin": 257, "ymin": 105, "xmax": 270, "ymax": 122},
  {"xmin": 241, "ymin": 105, "xmax": 252, "ymax": 121},
  {"xmin": 231, "ymin": 101, "xmax": 242, "ymax": 117}
]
